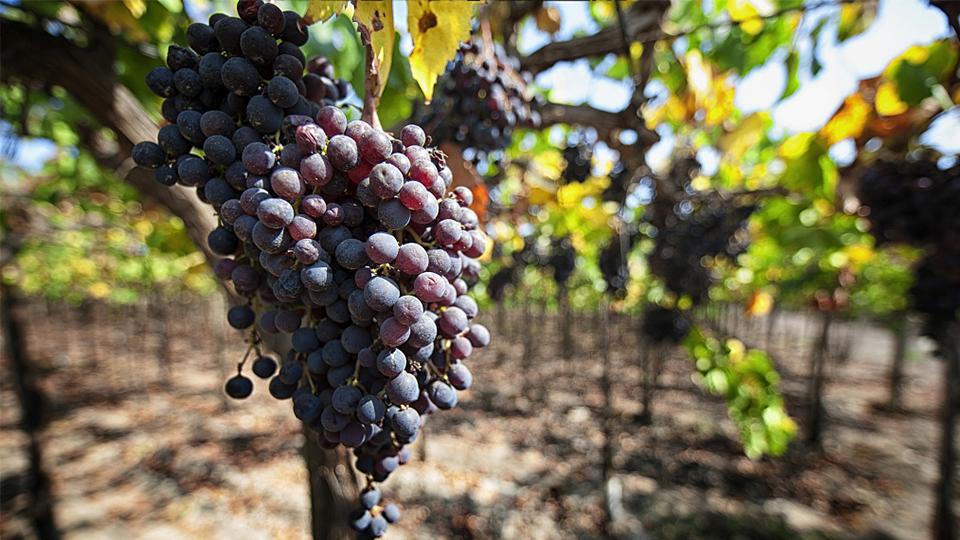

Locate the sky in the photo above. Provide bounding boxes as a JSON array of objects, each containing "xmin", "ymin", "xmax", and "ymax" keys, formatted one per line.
[
  {"xmin": 515, "ymin": 0, "xmax": 956, "ymax": 173},
  {"xmin": 8, "ymin": 0, "xmax": 959, "ymax": 174}
]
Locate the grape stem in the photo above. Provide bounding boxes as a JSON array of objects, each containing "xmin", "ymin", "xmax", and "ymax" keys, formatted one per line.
[{"xmin": 356, "ymin": 22, "xmax": 383, "ymax": 130}]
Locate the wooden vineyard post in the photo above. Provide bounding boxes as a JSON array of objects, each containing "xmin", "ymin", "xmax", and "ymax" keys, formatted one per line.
[
  {"xmin": 805, "ymin": 311, "xmax": 832, "ymax": 447},
  {"xmin": 886, "ymin": 316, "xmax": 909, "ymax": 411},
  {"xmin": 933, "ymin": 321, "xmax": 959, "ymax": 540},
  {"xmin": 303, "ymin": 429, "xmax": 359, "ymax": 540},
  {"xmin": 1, "ymin": 282, "xmax": 61, "ymax": 540}
]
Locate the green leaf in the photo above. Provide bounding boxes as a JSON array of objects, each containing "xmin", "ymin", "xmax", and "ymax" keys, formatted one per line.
[
  {"xmin": 885, "ymin": 40, "xmax": 959, "ymax": 105},
  {"xmin": 605, "ymin": 57, "xmax": 630, "ymax": 79},
  {"xmin": 780, "ymin": 49, "xmax": 799, "ymax": 100},
  {"xmin": 809, "ymin": 16, "xmax": 828, "ymax": 76}
]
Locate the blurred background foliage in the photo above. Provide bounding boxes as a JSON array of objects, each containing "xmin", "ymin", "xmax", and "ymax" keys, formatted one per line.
[{"xmin": 0, "ymin": 0, "xmax": 957, "ymax": 464}]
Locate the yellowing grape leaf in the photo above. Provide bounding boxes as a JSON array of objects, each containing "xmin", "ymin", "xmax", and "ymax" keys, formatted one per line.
[
  {"xmin": 305, "ymin": 0, "xmax": 350, "ymax": 24},
  {"xmin": 408, "ymin": 0, "xmax": 473, "ymax": 100},
  {"xmin": 728, "ymin": 0, "xmax": 762, "ymax": 35},
  {"xmin": 875, "ymin": 81, "xmax": 909, "ymax": 116},
  {"xmin": 837, "ymin": 3, "xmax": 876, "ymax": 42},
  {"xmin": 820, "ymin": 93, "xmax": 871, "ymax": 145},
  {"xmin": 746, "ymin": 290, "xmax": 773, "ymax": 316},
  {"xmin": 718, "ymin": 112, "xmax": 769, "ymax": 158},
  {"xmin": 354, "ymin": 0, "xmax": 395, "ymax": 99},
  {"xmin": 122, "ymin": 0, "xmax": 146, "ymax": 18},
  {"xmin": 79, "ymin": 1, "xmax": 149, "ymax": 40},
  {"xmin": 883, "ymin": 40, "xmax": 959, "ymax": 105},
  {"xmin": 685, "ymin": 50, "xmax": 712, "ymax": 103}
]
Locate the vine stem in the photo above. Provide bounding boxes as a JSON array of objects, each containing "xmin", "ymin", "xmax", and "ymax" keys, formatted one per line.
[{"xmin": 357, "ymin": 23, "xmax": 383, "ymax": 130}]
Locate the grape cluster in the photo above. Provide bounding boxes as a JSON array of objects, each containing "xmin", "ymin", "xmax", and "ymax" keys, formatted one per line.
[
  {"xmin": 420, "ymin": 42, "xmax": 541, "ymax": 161},
  {"xmin": 599, "ymin": 231, "xmax": 639, "ymax": 297},
  {"xmin": 649, "ymin": 202, "xmax": 755, "ymax": 305},
  {"xmin": 562, "ymin": 140, "xmax": 593, "ymax": 184},
  {"xmin": 548, "ymin": 237, "xmax": 576, "ymax": 286},
  {"xmin": 132, "ymin": 2, "xmax": 491, "ymax": 537},
  {"xmin": 641, "ymin": 306, "xmax": 691, "ymax": 344},
  {"xmin": 858, "ymin": 157, "xmax": 960, "ymax": 333},
  {"xmin": 602, "ymin": 162, "xmax": 631, "ymax": 203}
]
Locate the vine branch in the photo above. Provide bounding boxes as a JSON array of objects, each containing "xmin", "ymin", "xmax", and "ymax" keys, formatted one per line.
[
  {"xmin": 356, "ymin": 23, "xmax": 383, "ymax": 130},
  {"xmin": 520, "ymin": 0, "xmax": 875, "ymax": 73}
]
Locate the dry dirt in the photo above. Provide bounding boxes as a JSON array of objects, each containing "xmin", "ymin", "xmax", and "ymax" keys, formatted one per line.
[{"xmin": 1, "ymin": 299, "xmax": 954, "ymax": 539}]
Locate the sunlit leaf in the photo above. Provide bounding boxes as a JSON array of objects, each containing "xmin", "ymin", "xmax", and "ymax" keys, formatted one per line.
[
  {"xmin": 836, "ymin": 3, "xmax": 876, "ymax": 42},
  {"xmin": 305, "ymin": 0, "xmax": 351, "ymax": 24},
  {"xmin": 883, "ymin": 40, "xmax": 959, "ymax": 105},
  {"xmin": 780, "ymin": 49, "xmax": 799, "ymax": 100},
  {"xmin": 718, "ymin": 112, "xmax": 769, "ymax": 158},
  {"xmin": 354, "ymin": 0, "xmax": 395, "ymax": 100},
  {"xmin": 407, "ymin": 0, "xmax": 474, "ymax": 100},
  {"xmin": 745, "ymin": 290, "xmax": 773, "ymax": 316},
  {"xmin": 820, "ymin": 93, "xmax": 871, "ymax": 145},
  {"xmin": 875, "ymin": 81, "xmax": 909, "ymax": 116}
]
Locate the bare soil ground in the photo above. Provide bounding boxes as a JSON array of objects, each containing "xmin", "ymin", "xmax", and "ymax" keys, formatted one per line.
[{"xmin": 1, "ymin": 299, "xmax": 954, "ymax": 540}]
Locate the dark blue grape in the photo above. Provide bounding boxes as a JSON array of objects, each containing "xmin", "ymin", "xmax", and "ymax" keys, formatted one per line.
[
  {"xmin": 252, "ymin": 356, "xmax": 278, "ymax": 378},
  {"xmin": 225, "ymin": 375, "xmax": 253, "ymax": 399}
]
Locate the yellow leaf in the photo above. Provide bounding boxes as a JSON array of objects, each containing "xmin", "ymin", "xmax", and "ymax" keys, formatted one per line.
[
  {"xmin": 728, "ymin": 0, "xmax": 762, "ymax": 35},
  {"xmin": 837, "ymin": 3, "xmax": 877, "ymax": 42},
  {"xmin": 122, "ymin": 0, "xmax": 146, "ymax": 18},
  {"xmin": 408, "ymin": 0, "xmax": 474, "ymax": 100},
  {"xmin": 685, "ymin": 50, "xmax": 712, "ymax": 102},
  {"xmin": 354, "ymin": 1, "xmax": 395, "ymax": 99},
  {"xmin": 875, "ymin": 81, "xmax": 909, "ymax": 116},
  {"xmin": 88, "ymin": 282, "xmax": 110, "ymax": 299},
  {"xmin": 844, "ymin": 244, "xmax": 874, "ymax": 267},
  {"xmin": 820, "ymin": 93, "xmax": 871, "ymax": 145},
  {"xmin": 779, "ymin": 132, "xmax": 813, "ymax": 159},
  {"xmin": 528, "ymin": 185, "xmax": 556, "ymax": 206},
  {"xmin": 745, "ymin": 291, "xmax": 773, "ymax": 316},
  {"xmin": 718, "ymin": 112, "xmax": 768, "ymax": 158},
  {"xmin": 305, "ymin": 0, "xmax": 350, "ymax": 24},
  {"xmin": 644, "ymin": 94, "xmax": 689, "ymax": 128}
]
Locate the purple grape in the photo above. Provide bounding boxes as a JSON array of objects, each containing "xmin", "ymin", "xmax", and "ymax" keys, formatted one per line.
[
  {"xmin": 380, "ymin": 317, "xmax": 411, "ymax": 347},
  {"xmin": 300, "ymin": 153, "xmax": 333, "ymax": 186},
  {"xmin": 413, "ymin": 272, "xmax": 446, "ymax": 303},
  {"xmin": 447, "ymin": 362, "xmax": 472, "ymax": 390},
  {"xmin": 270, "ymin": 167, "xmax": 305, "ymax": 200},
  {"xmin": 451, "ymin": 336, "xmax": 473, "ymax": 360},
  {"xmin": 386, "ymin": 153, "xmax": 411, "ymax": 175},
  {"xmin": 326, "ymin": 135, "xmax": 359, "ymax": 171},
  {"xmin": 376, "ymin": 348, "xmax": 406, "ymax": 378},
  {"xmin": 385, "ymin": 371, "xmax": 419, "ymax": 404},
  {"xmin": 296, "ymin": 123, "xmax": 328, "ymax": 153},
  {"xmin": 395, "ymin": 243, "xmax": 428, "ymax": 275},
  {"xmin": 288, "ymin": 214, "xmax": 317, "ymax": 240},
  {"xmin": 359, "ymin": 129, "xmax": 392, "ymax": 164},
  {"xmin": 467, "ymin": 323, "xmax": 490, "ymax": 347},
  {"xmin": 365, "ymin": 232, "xmax": 399, "ymax": 264},
  {"xmin": 301, "ymin": 194, "xmax": 327, "ymax": 217},
  {"xmin": 316, "ymin": 105, "xmax": 347, "ymax": 136},
  {"xmin": 369, "ymin": 163, "xmax": 404, "ymax": 199},
  {"xmin": 242, "ymin": 142, "xmax": 275, "ymax": 175},
  {"xmin": 453, "ymin": 186, "xmax": 474, "ymax": 206},
  {"xmin": 393, "ymin": 295, "xmax": 424, "ymax": 326},
  {"xmin": 257, "ymin": 197, "xmax": 294, "ymax": 228},
  {"xmin": 400, "ymin": 124, "xmax": 426, "ymax": 147},
  {"xmin": 438, "ymin": 306, "xmax": 468, "ymax": 337}
]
